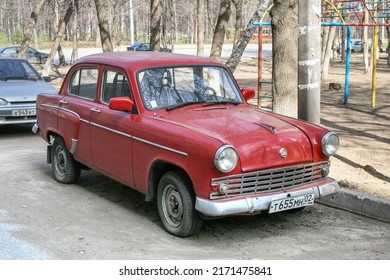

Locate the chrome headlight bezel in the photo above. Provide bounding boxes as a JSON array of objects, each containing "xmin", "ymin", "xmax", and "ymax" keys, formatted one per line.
[
  {"xmin": 214, "ymin": 145, "xmax": 239, "ymax": 173},
  {"xmin": 321, "ymin": 132, "xmax": 340, "ymax": 156},
  {"xmin": 0, "ymin": 98, "xmax": 8, "ymax": 106}
]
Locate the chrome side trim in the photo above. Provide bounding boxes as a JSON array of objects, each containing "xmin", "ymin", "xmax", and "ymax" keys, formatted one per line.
[
  {"xmin": 41, "ymin": 103, "xmax": 188, "ymax": 157},
  {"xmin": 90, "ymin": 122, "xmax": 132, "ymax": 138},
  {"xmin": 195, "ymin": 179, "xmax": 339, "ymax": 217},
  {"xmin": 133, "ymin": 136, "xmax": 188, "ymax": 156}
]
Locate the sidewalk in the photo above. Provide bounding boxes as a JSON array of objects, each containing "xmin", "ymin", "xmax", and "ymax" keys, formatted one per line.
[{"xmin": 319, "ymin": 187, "xmax": 390, "ymax": 223}]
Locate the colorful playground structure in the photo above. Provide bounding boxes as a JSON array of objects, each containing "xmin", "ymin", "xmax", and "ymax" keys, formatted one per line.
[{"xmin": 254, "ymin": 0, "xmax": 390, "ymax": 109}]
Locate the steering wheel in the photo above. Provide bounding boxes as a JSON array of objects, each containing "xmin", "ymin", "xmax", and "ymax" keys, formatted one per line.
[{"xmin": 202, "ymin": 86, "xmax": 218, "ymax": 101}]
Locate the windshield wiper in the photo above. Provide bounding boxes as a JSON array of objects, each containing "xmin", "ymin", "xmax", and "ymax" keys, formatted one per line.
[
  {"xmin": 166, "ymin": 100, "xmax": 206, "ymax": 111},
  {"xmin": 4, "ymin": 76, "xmax": 30, "ymax": 81},
  {"xmin": 203, "ymin": 100, "xmax": 241, "ymax": 106}
]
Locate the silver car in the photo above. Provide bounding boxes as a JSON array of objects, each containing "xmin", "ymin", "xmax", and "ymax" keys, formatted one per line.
[{"xmin": 0, "ymin": 58, "xmax": 57, "ymax": 125}]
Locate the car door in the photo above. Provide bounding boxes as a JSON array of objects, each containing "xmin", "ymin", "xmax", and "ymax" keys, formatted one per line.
[
  {"xmin": 89, "ymin": 68, "xmax": 136, "ymax": 188},
  {"xmin": 58, "ymin": 67, "xmax": 99, "ymax": 166}
]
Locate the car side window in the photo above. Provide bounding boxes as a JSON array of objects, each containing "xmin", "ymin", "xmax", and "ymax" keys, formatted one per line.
[
  {"xmin": 102, "ymin": 70, "xmax": 132, "ymax": 104},
  {"xmin": 69, "ymin": 68, "xmax": 98, "ymax": 100}
]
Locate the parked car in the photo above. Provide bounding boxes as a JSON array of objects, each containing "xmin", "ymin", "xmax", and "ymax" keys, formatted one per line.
[
  {"xmin": 0, "ymin": 46, "xmax": 49, "ymax": 64},
  {"xmin": 33, "ymin": 52, "xmax": 340, "ymax": 237},
  {"xmin": 0, "ymin": 58, "xmax": 57, "ymax": 125},
  {"xmin": 336, "ymin": 39, "xmax": 363, "ymax": 53},
  {"xmin": 127, "ymin": 42, "xmax": 172, "ymax": 52}
]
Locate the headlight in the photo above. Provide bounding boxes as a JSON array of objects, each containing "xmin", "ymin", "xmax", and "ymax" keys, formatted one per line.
[
  {"xmin": 322, "ymin": 132, "xmax": 340, "ymax": 156},
  {"xmin": 214, "ymin": 145, "xmax": 238, "ymax": 173},
  {"xmin": 0, "ymin": 98, "xmax": 8, "ymax": 106}
]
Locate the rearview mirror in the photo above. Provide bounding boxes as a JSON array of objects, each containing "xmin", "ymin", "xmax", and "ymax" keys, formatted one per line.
[
  {"xmin": 241, "ymin": 88, "xmax": 255, "ymax": 101},
  {"xmin": 109, "ymin": 96, "xmax": 134, "ymax": 112}
]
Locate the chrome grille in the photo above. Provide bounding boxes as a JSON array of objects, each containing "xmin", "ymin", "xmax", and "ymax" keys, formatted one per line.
[{"xmin": 210, "ymin": 161, "xmax": 330, "ymax": 199}]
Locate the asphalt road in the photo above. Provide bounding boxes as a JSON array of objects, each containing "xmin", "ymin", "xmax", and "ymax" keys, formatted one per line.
[{"xmin": 1, "ymin": 124, "xmax": 390, "ymax": 260}]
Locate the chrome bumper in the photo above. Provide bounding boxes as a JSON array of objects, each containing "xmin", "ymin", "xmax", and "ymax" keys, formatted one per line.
[{"xmin": 195, "ymin": 179, "xmax": 339, "ymax": 217}]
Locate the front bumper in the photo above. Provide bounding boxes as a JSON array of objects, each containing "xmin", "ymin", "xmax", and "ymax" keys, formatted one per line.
[
  {"xmin": 195, "ymin": 178, "xmax": 339, "ymax": 217},
  {"xmin": 0, "ymin": 106, "xmax": 36, "ymax": 125}
]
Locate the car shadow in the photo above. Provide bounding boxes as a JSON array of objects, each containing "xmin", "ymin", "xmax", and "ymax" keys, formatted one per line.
[
  {"xmin": 62, "ymin": 169, "xmax": 321, "ymax": 240},
  {"xmin": 0, "ymin": 124, "xmax": 35, "ymax": 138}
]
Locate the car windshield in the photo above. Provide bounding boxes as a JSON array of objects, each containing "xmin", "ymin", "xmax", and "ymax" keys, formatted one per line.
[
  {"xmin": 0, "ymin": 59, "xmax": 41, "ymax": 81},
  {"xmin": 138, "ymin": 66, "xmax": 243, "ymax": 110}
]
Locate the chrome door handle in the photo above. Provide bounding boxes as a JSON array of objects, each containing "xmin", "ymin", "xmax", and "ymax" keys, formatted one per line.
[
  {"xmin": 59, "ymin": 100, "xmax": 67, "ymax": 104},
  {"xmin": 90, "ymin": 108, "xmax": 100, "ymax": 113}
]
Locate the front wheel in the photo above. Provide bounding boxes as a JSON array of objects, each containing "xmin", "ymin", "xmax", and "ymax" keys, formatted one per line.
[
  {"xmin": 157, "ymin": 171, "xmax": 203, "ymax": 237},
  {"xmin": 51, "ymin": 137, "xmax": 81, "ymax": 184}
]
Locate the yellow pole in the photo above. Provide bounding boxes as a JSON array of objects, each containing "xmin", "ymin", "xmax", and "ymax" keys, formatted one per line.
[{"xmin": 371, "ymin": 25, "xmax": 378, "ymax": 108}]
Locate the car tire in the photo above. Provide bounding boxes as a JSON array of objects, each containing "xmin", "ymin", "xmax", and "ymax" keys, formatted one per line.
[
  {"xmin": 51, "ymin": 137, "xmax": 81, "ymax": 184},
  {"xmin": 157, "ymin": 171, "xmax": 203, "ymax": 237}
]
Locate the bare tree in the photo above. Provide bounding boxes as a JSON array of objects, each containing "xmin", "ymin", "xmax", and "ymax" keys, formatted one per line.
[
  {"xmin": 42, "ymin": 1, "xmax": 74, "ymax": 76},
  {"xmin": 363, "ymin": 7, "xmax": 370, "ymax": 73},
  {"xmin": 95, "ymin": 0, "xmax": 113, "ymax": 52},
  {"xmin": 150, "ymin": 0, "xmax": 161, "ymax": 51},
  {"xmin": 19, "ymin": 0, "xmax": 47, "ymax": 60},
  {"xmin": 71, "ymin": 0, "xmax": 79, "ymax": 63},
  {"xmin": 226, "ymin": 0, "xmax": 271, "ymax": 73},
  {"xmin": 231, "ymin": 0, "xmax": 243, "ymax": 44},
  {"xmin": 270, "ymin": 0, "xmax": 298, "ymax": 118},
  {"xmin": 196, "ymin": 0, "xmax": 205, "ymax": 56},
  {"xmin": 386, "ymin": 24, "xmax": 390, "ymax": 66},
  {"xmin": 210, "ymin": 0, "xmax": 232, "ymax": 60},
  {"xmin": 321, "ymin": 25, "xmax": 337, "ymax": 80}
]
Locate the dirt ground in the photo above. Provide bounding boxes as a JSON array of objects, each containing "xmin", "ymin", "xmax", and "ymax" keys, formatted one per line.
[
  {"xmin": 44, "ymin": 52, "xmax": 390, "ymax": 200},
  {"xmin": 233, "ymin": 54, "xmax": 390, "ymax": 200}
]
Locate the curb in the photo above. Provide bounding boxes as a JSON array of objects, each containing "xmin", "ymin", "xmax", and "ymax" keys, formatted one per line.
[{"xmin": 318, "ymin": 187, "xmax": 390, "ymax": 223}]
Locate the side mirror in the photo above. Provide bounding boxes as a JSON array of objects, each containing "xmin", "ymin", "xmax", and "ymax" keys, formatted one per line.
[
  {"xmin": 43, "ymin": 76, "xmax": 51, "ymax": 82},
  {"xmin": 241, "ymin": 88, "xmax": 255, "ymax": 101},
  {"xmin": 109, "ymin": 96, "xmax": 134, "ymax": 112}
]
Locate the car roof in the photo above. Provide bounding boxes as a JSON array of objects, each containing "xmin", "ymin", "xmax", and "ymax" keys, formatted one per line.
[{"xmin": 76, "ymin": 51, "xmax": 224, "ymax": 73}]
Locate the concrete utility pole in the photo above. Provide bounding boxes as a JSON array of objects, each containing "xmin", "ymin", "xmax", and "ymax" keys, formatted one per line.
[{"xmin": 298, "ymin": 0, "xmax": 322, "ymax": 125}]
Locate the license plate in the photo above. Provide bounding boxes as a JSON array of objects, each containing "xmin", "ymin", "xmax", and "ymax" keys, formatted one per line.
[
  {"xmin": 269, "ymin": 194, "xmax": 314, "ymax": 213},
  {"xmin": 12, "ymin": 109, "xmax": 36, "ymax": 116}
]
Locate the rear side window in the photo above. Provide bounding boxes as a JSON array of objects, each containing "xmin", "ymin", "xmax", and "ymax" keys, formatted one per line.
[
  {"xmin": 102, "ymin": 70, "xmax": 132, "ymax": 104},
  {"xmin": 69, "ymin": 68, "xmax": 98, "ymax": 100}
]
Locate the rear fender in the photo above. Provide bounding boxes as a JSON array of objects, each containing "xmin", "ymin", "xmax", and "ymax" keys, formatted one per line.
[{"xmin": 57, "ymin": 109, "xmax": 81, "ymax": 154}]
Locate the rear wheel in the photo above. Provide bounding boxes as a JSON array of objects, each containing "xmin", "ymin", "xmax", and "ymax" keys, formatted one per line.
[
  {"xmin": 157, "ymin": 171, "xmax": 203, "ymax": 237},
  {"xmin": 51, "ymin": 137, "xmax": 81, "ymax": 184}
]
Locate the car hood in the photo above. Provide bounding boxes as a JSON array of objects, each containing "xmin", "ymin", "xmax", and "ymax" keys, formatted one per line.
[
  {"xmin": 0, "ymin": 80, "xmax": 57, "ymax": 102},
  {"xmin": 159, "ymin": 105, "xmax": 313, "ymax": 172}
]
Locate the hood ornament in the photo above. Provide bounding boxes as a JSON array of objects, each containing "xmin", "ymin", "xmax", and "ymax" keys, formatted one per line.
[
  {"xmin": 255, "ymin": 122, "xmax": 277, "ymax": 134},
  {"xmin": 279, "ymin": 148, "xmax": 287, "ymax": 159}
]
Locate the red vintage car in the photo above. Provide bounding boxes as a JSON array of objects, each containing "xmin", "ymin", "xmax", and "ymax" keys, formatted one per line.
[{"xmin": 33, "ymin": 52, "xmax": 339, "ymax": 237}]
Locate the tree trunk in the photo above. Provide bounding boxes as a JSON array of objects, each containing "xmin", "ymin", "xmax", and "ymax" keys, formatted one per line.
[
  {"xmin": 150, "ymin": 0, "xmax": 161, "ymax": 51},
  {"xmin": 232, "ymin": 0, "xmax": 242, "ymax": 45},
  {"xmin": 19, "ymin": 0, "xmax": 46, "ymax": 59},
  {"xmin": 321, "ymin": 25, "xmax": 337, "ymax": 80},
  {"xmin": 270, "ymin": 0, "xmax": 298, "ymax": 118},
  {"xmin": 386, "ymin": 25, "xmax": 390, "ymax": 66},
  {"xmin": 210, "ymin": 0, "xmax": 231, "ymax": 60},
  {"xmin": 226, "ymin": 0, "xmax": 270, "ymax": 73},
  {"xmin": 196, "ymin": 0, "xmax": 205, "ymax": 56},
  {"xmin": 71, "ymin": 0, "xmax": 79, "ymax": 63},
  {"xmin": 95, "ymin": 0, "xmax": 113, "ymax": 52},
  {"xmin": 363, "ymin": 8, "xmax": 370, "ymax": 73},
  {"xmin": 42, "ymin": 3, "xmax": 74, "ymax": 76}
]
